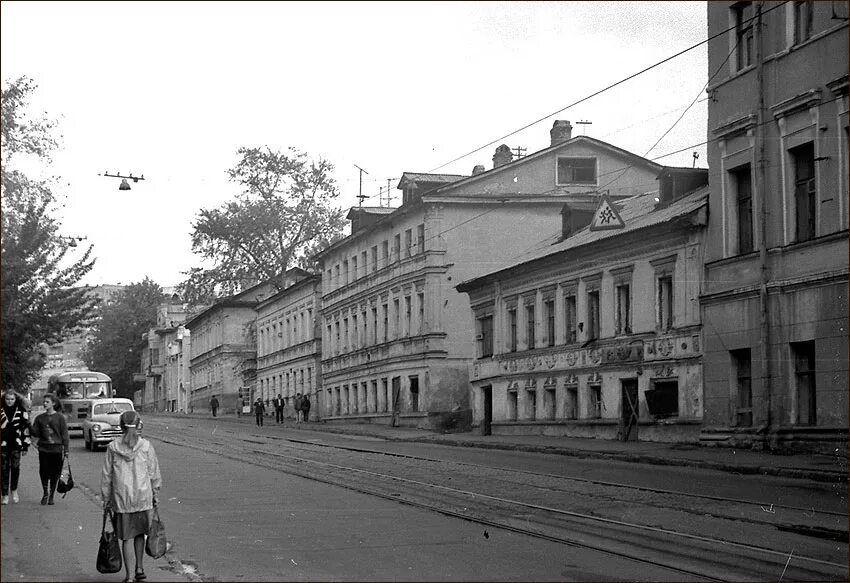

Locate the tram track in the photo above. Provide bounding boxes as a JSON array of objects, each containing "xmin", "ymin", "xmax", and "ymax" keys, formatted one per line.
[{"xmin": 148, "ymin": 423, "xmax": 848, "ymax": 581}]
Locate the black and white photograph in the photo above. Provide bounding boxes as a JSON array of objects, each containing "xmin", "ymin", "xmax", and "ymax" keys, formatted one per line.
[{"xmin": 1, "ymin": 1, "xmax": 847, "ymax": 581}]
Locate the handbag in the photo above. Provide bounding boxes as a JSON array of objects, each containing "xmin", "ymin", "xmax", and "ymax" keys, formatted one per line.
[
  {"xmin": 56, "ymin": 456, "xmax": 74, "ymax": 497},
  {"xmin": 145, "ymin": 507, "xmax": 167, "ymax": 559},
  {"xmin": 96, "ymin": 510, "xmax": 123, "ymax": 574}
]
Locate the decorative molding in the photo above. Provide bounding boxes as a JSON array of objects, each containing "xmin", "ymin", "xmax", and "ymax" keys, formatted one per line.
[
  {"xmin": 771, "ymin": 89, "xmax": 822, "ymax": 119},
  {"xmin": 712, "ymin": 113, "xmax": 757, "ymax": 139}
]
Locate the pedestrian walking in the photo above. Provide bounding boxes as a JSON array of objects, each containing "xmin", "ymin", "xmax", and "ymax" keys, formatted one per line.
[
  {"xmin": 273, "ymin": 394, "xmax": 285, "ymax": 424},
  {"xmin": 209, "ymin": 395, "xmax": 219, "ymax": 417},
  {"xmin": 254, "ymin": 398, "xmax": 265, "ymax": 427},
  {"xmin": 101, "ymin": 411, "xmax": 162, "ymax": 583},
  {"xmin": 302, "ymin": 394, "xmax": 311, "ymax": 422},
  {"xmin": 29, "ymin": 393, "xmax": 68, "ymax": 506},
  {"xmin": 1, "ymin": 390, "xmax": 31, "ymax": 505},
  {"xmin": 294, "ymin": 393, "xmax": 303, "ymax": 424}
]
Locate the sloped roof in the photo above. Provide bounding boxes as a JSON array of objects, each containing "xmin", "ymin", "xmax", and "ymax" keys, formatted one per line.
[
  {"xmin": 346, "ymin": 206, "xmax": 396, "ymax": 219},
  {"xmin": 456, "ymin": 187, "xmax": 708, "ymax": 292},
  {"xmin": 397, "ymin": 172, "xmax": 468, "ymax": 190}
]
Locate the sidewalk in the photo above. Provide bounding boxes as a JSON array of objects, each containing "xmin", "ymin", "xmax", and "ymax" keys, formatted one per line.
[{"xmin": 156, "ymin": 412, "xmax": 847, "ymax": 484}]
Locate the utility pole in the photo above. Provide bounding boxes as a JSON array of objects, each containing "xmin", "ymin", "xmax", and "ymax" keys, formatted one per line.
[
  {"xmin": 354, "ymin": 164, "xmax": 369, "ymax": 206},
  {"xmin": 755, "ymin": 1, "xmax": 772, "ymax": 447}
]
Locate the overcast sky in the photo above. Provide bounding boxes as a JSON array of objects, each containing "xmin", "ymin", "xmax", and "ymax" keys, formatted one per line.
[{"xmin": 1, "ymin": 1, "xmax": 708, "ymax": 288}]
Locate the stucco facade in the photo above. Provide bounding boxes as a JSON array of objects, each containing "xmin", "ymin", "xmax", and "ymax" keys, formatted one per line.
[
  {"xmin": 701, "ymin": 1, "xmax": 848, "ymax": 452},
  {"xmin": 141, "ymin": 298, "xmax": 191, "ymax": 412},
  {"xmin": 185, "ymin": 279, "xmax": 284, "ymax": 414},
  {"xmin": 459, "ymin": 176, "xmax": 708, "ymax": 443},
  {"xmin": 315, "ymin": 123, "xmax": 664, "ymax": 431},
  {"xmin": 255, "ymin": 274, "xmax": 322, "ymax": 420}
]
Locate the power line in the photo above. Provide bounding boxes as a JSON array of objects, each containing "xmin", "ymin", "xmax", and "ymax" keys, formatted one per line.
[{"xmin": 426, "ymin": 1, "xmax": 790, "ymax": 174}]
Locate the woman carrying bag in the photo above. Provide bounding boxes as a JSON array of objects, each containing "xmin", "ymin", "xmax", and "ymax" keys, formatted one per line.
[{"xmin": 101, "ymin": 411, "xmax": 162, "ymax": 583}]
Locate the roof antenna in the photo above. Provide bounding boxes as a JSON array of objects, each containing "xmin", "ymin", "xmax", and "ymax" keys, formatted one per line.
[
  {"xmin": 354, "ymin": 164, "xmax": 369, "ymax": 206},
  {"xmin": 575, "ymin": 120, "xmax": 592, "ymax": 135},
  {"xmin": 692, "ymin": 152, "xmax": 700, "ymax": 168}
]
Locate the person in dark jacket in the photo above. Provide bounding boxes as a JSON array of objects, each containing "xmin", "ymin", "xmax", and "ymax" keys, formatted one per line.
[
  {"xmin": 294, "ymin": 393, "xmax": 303, "ymax": 424},
  {"xmin": 301, "ymin": 394, "xmax": 311, "ymax": 422},
  {"xmin": 29, "ymin": 393, "xmax": 69, "ymax": 505},
  {"xmin": 1, "ymin": 390, "xmax": 31, "ymax": 504},
  {"xmin": 273, "ymin": 394, "xmax": 285, "ymax": 424},
  {"xmin": 254, "ymin": 398, "xmax": 265, "ymax": 427},
  {"xmin": 209, "ymin": 396, "xmax": 219, "ymax": 417}
]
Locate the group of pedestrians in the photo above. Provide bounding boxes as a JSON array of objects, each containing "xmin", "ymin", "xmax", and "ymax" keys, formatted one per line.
[
  {"xmin": 253, "ymin": 392, "xmax": 311, "ymax": 427},
  {"xmin": 1, "ymin": 389, "xmax": 163, "ymax": 582}
]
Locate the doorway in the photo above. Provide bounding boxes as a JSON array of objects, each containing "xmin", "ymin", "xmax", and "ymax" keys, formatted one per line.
[
  {"xmin": 482, "ymin": 385, "xmax": 492, "ymax": 436},
  {"xmin": 620, "ymin": 379, "xmax": 639, "ymax": 442}
]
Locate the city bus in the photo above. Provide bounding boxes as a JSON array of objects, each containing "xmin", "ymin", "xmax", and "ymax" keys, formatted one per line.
[{"xmin": 47, "ymin": 371, "xmax": 113, "ymax": 432}]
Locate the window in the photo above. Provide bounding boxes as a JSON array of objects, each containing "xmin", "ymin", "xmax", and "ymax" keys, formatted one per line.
[
  {"xmin": 326, "ymin": 324, "xmax": 332, "ymax": 351},
  {"xmin": 409, "ymin": 376, "xmax": 419, "ymax": 412},
  {"xmin": 508, "ymin": 308, "xmax": 518, "ymax": 352},
  {"xmin": 792, "ymin": 142, "xmax": 816, "ymax": 242},
  {"xmin": 733, "ymin": 2, "xmax": 754, "ymax": 71},
  {"xmin": 351, "ymin": 256, "xmax": 358, "ymax": 280},
  {"xmin": 507, "ymin": 389, "xmax": 518, "ymax": 421},
  {"xmin": 361, "ymin": 251, "xmax": 368, "ymax": 276},
  {"xmin": 382, "ymin": 303, "xmax": 389, "ymax": 343},
  {"xmin": 371, "ymin": 307, "xmax": 378, "ymax": 344},
  {"xmin": 334, "ymin": 264, "xmax": 340, "ymax": 286},
  {"xmin": 645, "ymin": 380, "xmax": 679, "ymax": 418},
  {"xmin": 361, "ymin": 309, "xmax": 367, "ymax": 347},
  {"xmin": 526, "ymin": 389, "xmax": 536, "ymax": 421},
  {"xmin": 393, "ymin": 234, "xmax": 401, "ymax": 261},
  {"xmin": 565, "ymin": 385, "xmax": 578, "ymax": 419},
  {"xmin": 417, "ymin": 224, "xmax": 425, "ymax": 254},
  {"xmin": 342, "ymin": 318, "xmax": 349, "ymax": 351},
  {"xmin": 615, "ymin": 283, "xmax": 631, "ymax": 335},
  {"xmin": 657, "ymin": 276, "xmax": 673, "ymax": 331},
  {"xmin": 381, "ymin": 240, "xmax": 389, "ymax": 267},
  {"xmin": 565, "ymin": 294, "xmax": 577, "ymax": 344},
  {"xmin": 545, "ymin": 299, "xmax": 555, "ymax": 347},
  {"xmin": 732, "ymin": 165, "xmax": 754, "ymax": 253},
  {"xmin": 525, "ymin": 304, "xmax": 536, "ymax": 349},
  {"xmin": 732, "ymin": 349, "xmax": 753, "ymax": 427},
  {"xmin": 557, "ymin": 157, "xmax": 597, "ymax": 184},
  {"xmin": 543, "ymin": 388, "xmax": 556, "ymax": 420},
  {"xmin": 404, "ymin": 229, "xmax": 412, "ymax": 258},
  {"xmin": 478, "ymin": 315, "xmax": 493, "ymax": 358},
  {"xmin": 793, "ymin": 341, "xmax": 816, "ymax": 425},
  {"xmin": 334, "ymin": 322, "xmax": 340, "ymax": 354},
  {"xmin": 417, "ymin": 292, "xmax": 424, "ymax": 334},
  {"xmin": 371, "ymin": 246, "xmax": 378, "ymax": 272},
  {"xmin": 587, "ymin": 290, "xmax": 600, "ymax": 340},
  {"xmin": 393, "ymin": 298, "xmax": 400, "ymax": 336},
  {"xmin": 793, "ymin": 0, "xmax": 813, "ymax": 44},
  {"xmin": 590, "ymin": 385, "xmax": 602, "ymax": 418},
  {"xmin": 342, "ymin": 260, "xmax": 349, "ymax": 285},
  {"xmin": 404, "ymin": 296, "xmax": 412, "ymax": 336}
]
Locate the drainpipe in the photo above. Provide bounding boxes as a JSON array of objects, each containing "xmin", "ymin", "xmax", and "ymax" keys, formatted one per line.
[{"xmin": 756, "ymin": 2, "xmax": 773, "ymax": 445}]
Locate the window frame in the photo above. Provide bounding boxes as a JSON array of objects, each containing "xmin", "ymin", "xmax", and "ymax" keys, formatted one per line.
[
  {"xmin": 556, "ymin": 156, "xmax": 598, "ymax": 186},
  {"xmin": 731, "ymin": 164, "xmax": 754, "ymax": 254},
  {"xmin": 791, "ymin": 142, "xmax": 817, "ymax": 242}
]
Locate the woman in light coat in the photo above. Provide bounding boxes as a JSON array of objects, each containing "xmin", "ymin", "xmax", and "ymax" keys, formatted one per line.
[{"xmin": 101, "ymin": 411, "xmax": 162, "ymax": 583}]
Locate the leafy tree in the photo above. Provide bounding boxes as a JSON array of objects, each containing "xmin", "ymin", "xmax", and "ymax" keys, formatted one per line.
[
  {"xmin": 179, "ymin": 146, "xmax": 346, "ymax": 305},
  {"xmin": 81, "ymin": 278, "xmax": 164, "ymax": 399},
  {"xmin": 1, "ymin": 76, "xmax": 96, "ymax": 392}
]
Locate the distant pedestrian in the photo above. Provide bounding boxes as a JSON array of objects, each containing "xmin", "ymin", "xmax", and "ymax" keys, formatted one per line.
[
  {"xmin": 1, "ymin": 390, "xmax": 31, "ymax": 505},
  {"xmin": 294, "ymin": 393, "xmax": 303, "ymax": 424},
  {"xmin": 273, "ymin": 394, "xmax": 285, "ymax": 424},
  {"xmin": 101, "ymin": 410, "xmax": 162, "ymax": 583},
  {"xmin": 209, "ymin": 395, "xmax": 219, "ymax": 417},
  {"xmin": 29, "ymin": 393, "xmax": 69, "ymax": 506},
  {"xmin": 254, "ymin": 398, "xmax": 265, "ymax": 427},
  {"xmin": 301, "ymin": 394, "xmax": 311, "ymax": 422}
]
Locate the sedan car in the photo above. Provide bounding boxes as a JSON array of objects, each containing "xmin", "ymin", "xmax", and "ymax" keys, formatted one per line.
[{"xmin": 82, "ymin": 398, "xmax": 136, "ymax": 450}]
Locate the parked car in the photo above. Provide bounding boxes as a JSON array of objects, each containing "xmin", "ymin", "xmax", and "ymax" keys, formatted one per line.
[{"xmin": 82, "ymin": 398, "xmax": 135, "ymax": 450}]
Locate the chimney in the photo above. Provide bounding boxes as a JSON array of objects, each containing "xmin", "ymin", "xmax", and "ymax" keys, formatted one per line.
[
  {"xmin": 550, "ymin": 120, "xmax": 573, "ymax": 146},
  {"xmin": 472, "ymin": 165, "xmax": 486, "ymax": 176},
  {"xmin": 492, "ymin": 144, "xmax": 513, "ymax": 168}
]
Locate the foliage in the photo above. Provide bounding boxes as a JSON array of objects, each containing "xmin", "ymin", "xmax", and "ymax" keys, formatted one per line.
[
  {"xmin": 178, "ymin": 146, "xmax": 346, "ymax": 306},
  {"xmin": 1, "ymin": 76, "xmax": 97, "ymax": 392},
  {"xmin": 81, "ymin": 278, "xmax": 165, "ymax": 398}
]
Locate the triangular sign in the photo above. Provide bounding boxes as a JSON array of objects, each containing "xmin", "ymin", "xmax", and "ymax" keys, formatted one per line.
[{"xmin": 589, "ymin": 193, "xmax": 625, "ymax": 231}]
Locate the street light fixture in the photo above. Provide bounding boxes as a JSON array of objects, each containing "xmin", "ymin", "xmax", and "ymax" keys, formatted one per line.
[{"xmin": 100, "ymin": 171, "xmax": 146, "ymax": 190}]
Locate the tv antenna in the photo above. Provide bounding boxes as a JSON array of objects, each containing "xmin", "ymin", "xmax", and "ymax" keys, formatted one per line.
[
  {"xmin": 353, "ymin": 164, "xmax": 369, "ymax": 206},
  {"xmin": 380, "ymin": 178, "xmax": 397, "ymax": 207},
  {"xmin": 511, "ymin": 146, "xmax": 527, "ymax": 159},
  {"xmin": 100, "ymin": 171, "xmax": 146, "ymax": 191},
  {"xmin": 692, "ymin": 152, "xmax": 700, "ymax": 167},
  {"xmin": 575, "ymin": 120, "xmax": 592, "ymax": 135}
]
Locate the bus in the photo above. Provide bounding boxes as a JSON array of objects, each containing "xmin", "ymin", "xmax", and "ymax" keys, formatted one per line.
[{"xmin": 47, "ymin": 371, "xmax": 113, "ymax": 432}]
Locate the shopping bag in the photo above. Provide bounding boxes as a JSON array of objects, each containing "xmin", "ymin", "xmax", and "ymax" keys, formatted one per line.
[
  {"xmin": 96, "ymin": 510, "xmax": 122, "ymax": 574},
  {"xmin": 56, "ymin": 456, "xmax": 74, "ymax": 497},
  {"xmin": 145, "ymin": 507, "xmax": 167, "ymax": 559}
]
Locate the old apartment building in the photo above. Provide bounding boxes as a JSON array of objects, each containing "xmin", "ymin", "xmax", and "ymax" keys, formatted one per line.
[
  {"xmin": 140, "ymin": 295, "xmax": 191, "ymax": 413},
  {"xmin": 701, "ymin": 1, "xmax": 848, "ymax": 452},
  {"xmin": 314, "ymin": 121, "xmax": 665, "ymax": 430},
  {"xmin": 255, "ymin": 273, "xmax": 322, "ymax": 420},
  {"xmin": 458, "ymin": 169, "xmax": 708, "ymax": 443}
]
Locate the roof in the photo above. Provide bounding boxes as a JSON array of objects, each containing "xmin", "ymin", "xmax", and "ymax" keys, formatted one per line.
[
  {"xmin": 255, "ymin": 273, "xmax": 321, "ymax": 311},
  {"xmin": 456, "ymin": 187, "xmax": 708, "ymax": 292},
  {"xmin": 430, "ymin": 135, "xmax": 664, "ymax": 196},
  {"xmin": 397, "ymin": 172, "xmax": 468, "ymax": 189},
  {"xmin": 656, "ymin": 166, "xmax": 709, "ymax": 178},
  {"xmin": 346, "ymin": 206, "xmax": 396, "ymax": 219}
]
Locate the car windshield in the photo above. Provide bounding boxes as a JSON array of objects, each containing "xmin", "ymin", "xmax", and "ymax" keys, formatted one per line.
[{"xmin": 93, "ymin": 402, "xmax": 133, "ymax": 415}]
